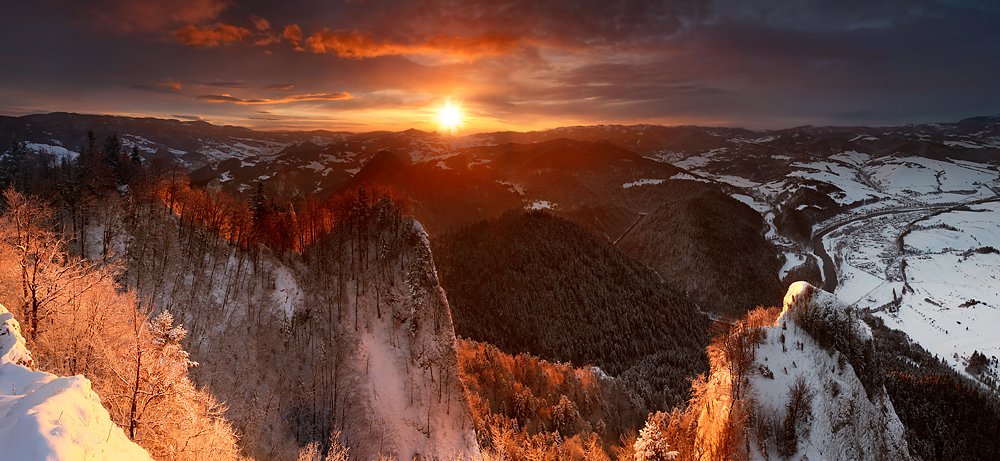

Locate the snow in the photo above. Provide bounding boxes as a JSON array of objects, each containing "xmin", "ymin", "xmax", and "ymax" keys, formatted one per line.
[
  {"xmin": 622, "ymin": 179, "xmax": 665, "ymax": 188},
  {"xmin": 527, "ymin": 200, "xmax": 556, "ymax": 210},
  {"xmin": 779, "ymin": 253, "xmax": 806, "ymax": 280},
  {"xmin": 732, "ymin": 194, "xmax": 771, "ymax": 214},
  {"xmin": 25, "ymin": 142, "xmax": 78, "ymax": 160},
  {"xmin": 787, "ymin": 160, "xmax": 887, "ymax": 206},
  {"xmin": 744, "ymin": 283, "xmax": 910, "ymax": 460},
  {"xmin": 943, "ymin": 140, "xmax": 984, "ymax": 149},
  {"xmin": 713, "ymin": 174, "xmax": 762, "ymax": 188},
  {"xmin": 865, "ymin": 156, "xmax": 996, "ymax": 203},
  {"xmin": 669, "ymin": 172, "xmax": 709, "ymax": 182},
  {"xmin": 272, "ymin": 265, "xmax": 303, "ymax": 321},
  {"xmin": 496, "ymin": 180, "xmax": 525, "ymax": 195},
  {"xmin": 693, "ymin": 283, "xmax": 910, "ymax": 461},
  {"xmin": 0, "ymin": 304, "xmax": 153, "ymax": 461},
  {"xmin": 671, "ymin": 154, "xmax": 714, "ymax": 169},
  {"xmin": 874, "ymin": 203, "xmax": 1000, "ymax": 375},
  {"xmin": 350, "ymin": 218, "xmax": 480, "ymax": 461},
  {"xmin": 827, "ymin": 199, "xmax": 1000, "ymax": 381}
]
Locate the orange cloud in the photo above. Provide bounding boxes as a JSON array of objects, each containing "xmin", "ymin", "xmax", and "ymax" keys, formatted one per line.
[
  {"xmin": 264, "ymin": 84, "xmax": 295, "ymax": 91},
  {"xmin": 304, "ymin": 29, "xmax": 519, "ymax": 59},
  {"xmin": 284, "ymin": 24, "xmax": 303, "ymax": 48},
  {"xmin": 197, "ymin": 92, "xmax": 353, "ymax": 104},
  {"xmin": 251, "ymin": 16, "xmax": 270, "ymax": 31},
  {"xmin": 305, "ymin": 30, "xmax": 403, "ymax": 58},
  {"xmin": 176, "ymin": 23, "xmax": 250, "ymax": 47},
  {"xmin": 423, "ymin": 34, "xmax": 519, "ymax": 58}
]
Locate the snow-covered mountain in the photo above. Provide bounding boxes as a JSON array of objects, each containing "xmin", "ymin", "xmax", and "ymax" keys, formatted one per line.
[
  {"xmin": 694, "ymin": 282, "xmax": 910, "ymax": 461},
  {"xmin": 0, "ymin": 305, "xmax": 153, "ymax": 460},
  {"xmin": 337, "ymin": 216, "xmax": 481, "ymax": 461},
  {"xmin": 117, "ymin": 188, "xmax": 481, "ymax": 460},
  {"xmin": 5, "ymin": 110, "xmax": 999, "ymax": 392}
]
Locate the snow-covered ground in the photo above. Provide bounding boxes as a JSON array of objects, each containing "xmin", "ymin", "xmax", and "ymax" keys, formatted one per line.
[
  {"xmin": 830, "ymin": 201, "xmax": 1000, "ymax": 381},
  {"xmin": 865, "ymin": 156, "xmax": 997, "ymax": 203},
  {"xmin": 876, "ymin": 203, "xmax": 1000, "ymax": 376},
  {"xmin": 744, "ymin": 283, "xmax": 910, "ymax": 461},
  {"xmin": 0, "ymin": 305, "xmax": 152, "ymax": 460},
  {"xmin": 527, "ymin": 200, "xmax": 557, "ymax": 210},
  {"xmin": 622, "ymin": 178, "xmax": 666, "ymax": 188},
  {"xmin": 695, "ymin": 145, "xmax": 1000, "ymax": 385}
]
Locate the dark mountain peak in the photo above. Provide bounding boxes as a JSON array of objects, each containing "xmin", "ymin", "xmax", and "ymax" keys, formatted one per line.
[
  {"xmin": 401, "ymin": 128, "xmax": 436, "ymax": 138},
  {"xmin": 957, "ymin": 114, "xmax": 1000, "ymax": 127},
  {"xmin": 362, "ymin": 149, "xmax": 409, "ymax": 170}
]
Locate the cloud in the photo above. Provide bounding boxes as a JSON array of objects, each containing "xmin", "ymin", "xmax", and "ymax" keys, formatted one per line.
[
  {"xmin": 264, "ymin": 84, "xmax": 295, "ymax": 91},
  {"xmin": 130, "ymin": 80, "xmax": 183, "ymax": 93},
  {"xmin": 251, "ymin": 15, "xmax": 270, "ymax": 31},
  {"xmin": 62, "ymin": 0, "xmax": 232, "ymax": 34},
  {"xmin": 304, "ymin": 29, "xmax": 518, "ymax": 59},
  {"xmin": 176, "ymin": 23, "xmax": 251, "ymax": 47},
  {"xmin": 171, "ymin": 114, "xmax": 207, "ymax": 121},
  {"xmin": 197, "ymin": 92, "xmax": 354, "ymax": 104},
  {"xmin": 189, "ymin": 79, "xmax": 248, "ymax": 88},
  {"xmin": 284, "ymin": 24, "xmax": 303, "ymax": 48}
]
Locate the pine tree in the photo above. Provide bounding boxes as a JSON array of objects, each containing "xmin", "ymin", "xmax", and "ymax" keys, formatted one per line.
[
  {"xmin": 104, "ymin": 134, "xmax": 124, "ymax": 185},
  {"xmin": 251, "ymin": 181, "xmax": 268, "ymax": 231},
  {"xmin": 1, "ymin": 134, "xmax": 30, "ymax": 190}
]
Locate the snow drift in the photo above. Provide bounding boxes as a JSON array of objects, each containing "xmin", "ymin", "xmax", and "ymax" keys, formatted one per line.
[{"xmin": 0, "ymin": 304, "xmax": 153, "ymax": 461}]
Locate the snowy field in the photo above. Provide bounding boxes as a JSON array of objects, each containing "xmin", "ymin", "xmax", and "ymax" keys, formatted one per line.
[
  {"xmin": 864, "ymin": 156, "xmax": 998, "ymax": 203},
  {"xmin": 832, "ymin": 202, "xmax": 1000, "ymax": 380},
  {"xmin": 691, "ymin": 146, "xmax": 1000, "ymax": 384}
]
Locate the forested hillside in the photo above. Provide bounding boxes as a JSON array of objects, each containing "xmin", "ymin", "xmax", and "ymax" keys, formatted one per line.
[
  {"xmin": 0, "ymin": 188, "xmax": 244, "ymax": 460},
  {"xmin": 866, "ymin": 315, "xmax": 1000, "ymax": 460},
  {"xmin": 5, "ymin": 123, "xmax": 997, "ymax": 461},
  {"xmin": 0, "ymin": 132, "xmax": 481, "ymax": 461},
  {"xmin": 433, "ymin": 210, "xmax": 710, "ymax": 410},
  {"xmin": 457, "ymin": 338, "xmax": 647, "ymax": 461},
  {"xmin": 617, "ymin": 180, "xmax": 784, "ymax": 316}
]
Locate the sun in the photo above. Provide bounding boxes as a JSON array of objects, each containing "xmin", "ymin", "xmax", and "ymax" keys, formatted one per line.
[{"xmin": 436, "ymin": 100, "xmax": 464, "ymax": 135}]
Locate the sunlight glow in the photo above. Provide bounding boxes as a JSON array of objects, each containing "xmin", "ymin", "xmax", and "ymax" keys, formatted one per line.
[{"xmin": 436, "ymin": 100, "xmax": 464, "ymax": 135}]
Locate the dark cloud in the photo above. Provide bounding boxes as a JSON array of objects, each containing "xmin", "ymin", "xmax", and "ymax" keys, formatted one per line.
[
  {"xmin": 56, "ymin": 0, "xmax": 232, "ymax": 34},
  {"xmin": 130, "ymin": 80, "xmax": 183, "ymax": 93},
  {"xmin": 2, "ymin": 0, "xmax": 1000, "ymax": 131},
  {"xmin": 189, "ymin": 80, "xmax": 250, "ymax": 89}
]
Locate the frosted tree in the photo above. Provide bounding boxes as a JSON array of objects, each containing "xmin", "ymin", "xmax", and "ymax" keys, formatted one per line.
[
  {"xmin": 634, "ymin": 411, "xmax": 679, "ymax": 461},
  {"xmin": 1, "ymin": 188, "xmax": 105, "ymax": 341}
]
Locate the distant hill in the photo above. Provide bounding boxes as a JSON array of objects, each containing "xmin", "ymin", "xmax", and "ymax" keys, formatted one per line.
[
  {"xmin": 335, "ymin": 149, "xmax": 522, "ymax": 234},
  {"xmin": 432, "ymin": 209, "xmax": 710, "ymax": 408},
  {"xmin": 5, "ymin": 111, "xmax": 1000, "ymax": 202},
  {"xmin": 617, "ymin": 179, "xmax": 784, "ymax": 316}
]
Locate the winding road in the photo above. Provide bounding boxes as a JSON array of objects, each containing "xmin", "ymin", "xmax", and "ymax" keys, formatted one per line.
[{"xmin": 811, "ymin": 197, "xmax": 999, "ymax": 293}]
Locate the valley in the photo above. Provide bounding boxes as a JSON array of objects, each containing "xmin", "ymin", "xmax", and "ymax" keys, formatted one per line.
[{"xmin": 1, "ymin": 112, "xmax": 999, "ymax": 460}]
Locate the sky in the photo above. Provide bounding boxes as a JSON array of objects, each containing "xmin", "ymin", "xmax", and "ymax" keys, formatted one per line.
[{"xmin": 1, "ymin": 0, "xmax": 999, "ymax": 133}]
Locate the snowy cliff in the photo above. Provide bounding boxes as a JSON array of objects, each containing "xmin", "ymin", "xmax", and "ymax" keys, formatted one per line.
[
  {"xmin": 695, "ymin": 282, "xmax": 910, "ymax": 461},
  {"xmin": 354, "ymin": 217, "xmax": 481, "ymax": 460},
  {"xmin": 290, "ymin": 207, "xmax": 481, "ymax": 461},
  {"xmin": 0, "ymin": 305, "xmax": 153, "ymax": 460}
]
